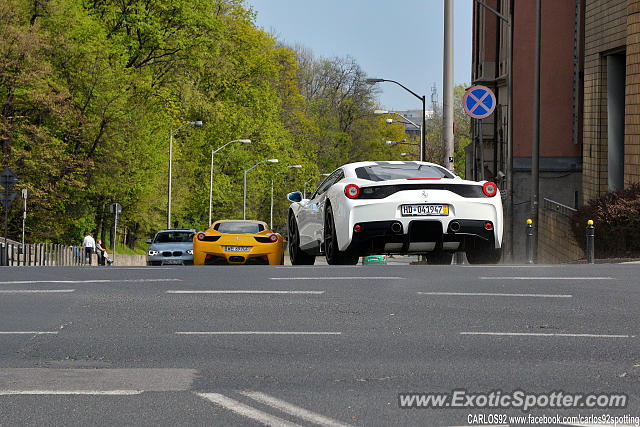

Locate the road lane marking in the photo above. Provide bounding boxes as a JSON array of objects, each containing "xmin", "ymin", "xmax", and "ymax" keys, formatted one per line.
[
  {"xmin": 166, "ymin": 290, "xmax": 325, "ymax": 294},
  {"xmin": 0, "ymin": 390, "xmax": 142, "ymax": 395},
  {"xmin": 240, "ymin": 391, "xmax": 352, "ymax": 427},
  {"xmin": 460, "ymin": 332, "xmax": 634, "ymax": 338},
  {"xmin": 479, "ymin": 277, "xmax": 613, "ymax": 280},
  {"xmin": 176, "ymin": 331, "xmax": 341, "ymax": 335},
  {"xmin": 0, "ymin": 290, "xmax": 75, "ymax": 294},
  {"xmin": 0, "ymin": 279, "xmax": 182, "ymax": 284},
  {"xmin": 0, "ymin": 368, "xmax": 196, "ymax": 391},
  {"xmin": 0, "ymin": 332, "xmax": 58, "ymax": 335},
  {"xmin": 270, "ymin": 277, "xmax": 402, "ymax": 280},
  {"xmin": 417, "ymin": 292, "xmax": 572, "ymax": 298},
  {"xmin": 196, "ymin": 393, "xmax": 300, "ymax": 427}
]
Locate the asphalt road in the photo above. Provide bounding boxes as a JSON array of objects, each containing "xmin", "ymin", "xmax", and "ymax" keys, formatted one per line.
[{"xmin": 0, "ymin": 264, "xmax": 638, "ymax": 426}]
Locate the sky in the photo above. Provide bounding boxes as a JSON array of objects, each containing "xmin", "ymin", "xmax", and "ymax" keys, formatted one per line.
[{"xmin": 246, "ymin": 0, "xmax": 473, "ymax": 111}]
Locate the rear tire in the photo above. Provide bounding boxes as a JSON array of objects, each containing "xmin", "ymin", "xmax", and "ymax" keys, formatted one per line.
[
  {"xmin": 427, "ymin": 251, "xmax": 453, "ymax": 265},
  {"xmin": 466, "ymin": 247, "xmax": 502, "ymax": 264},
  {"xmin": 324, "ymin": 205, "xmax": 359, "ymax": 265},
  {"xmin": 288, "ymin": 212, "xmax": 315, "ymax": 265}
]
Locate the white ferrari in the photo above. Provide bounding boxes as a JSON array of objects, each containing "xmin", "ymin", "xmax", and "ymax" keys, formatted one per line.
[{"xmin": 286, "ymin": 161, "xmax": 503, "ymax": 265}]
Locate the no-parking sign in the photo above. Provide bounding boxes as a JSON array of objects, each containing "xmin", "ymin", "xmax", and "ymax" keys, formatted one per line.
[{"xmin": 463, "ymin": 85, "xmax": 496, "ymax": 119}]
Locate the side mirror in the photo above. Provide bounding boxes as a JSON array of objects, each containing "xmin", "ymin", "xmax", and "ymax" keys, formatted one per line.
[
  {"xmin": 287, "ymin": 191, "xmax": 303, "ymax": 203},
  {"xmin": 146, "ymin": 238, "xmax": 152, "ymax": 244}
]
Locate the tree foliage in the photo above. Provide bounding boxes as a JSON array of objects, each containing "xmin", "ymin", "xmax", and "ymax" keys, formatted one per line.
[{"xmin": 0, "ymin": 0, "xmax": 460, "ymax": 246}]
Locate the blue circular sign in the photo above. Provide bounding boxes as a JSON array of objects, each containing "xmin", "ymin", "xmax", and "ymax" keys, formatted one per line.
[{"xmin": 463, "ymin": 85, "xmax": 496, "ymax": 119}]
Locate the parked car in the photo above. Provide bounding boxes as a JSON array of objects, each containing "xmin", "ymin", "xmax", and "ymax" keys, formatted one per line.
[
  {"xmin": 286, "ymin": 161, "xmax": 503, "ymax": 265},
  {"xmin": 193, "ymin": 220, "xmax": 285, "ymax": 265},
  {"xmin": 146, "ymin": 229, "xmax": 196, "ymax": 266}
]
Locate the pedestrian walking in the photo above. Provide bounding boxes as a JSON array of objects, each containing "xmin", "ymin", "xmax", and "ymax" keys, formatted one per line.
[{"xmin": 81, "ymin": 232, "xmax": 96, "ymax": 265}]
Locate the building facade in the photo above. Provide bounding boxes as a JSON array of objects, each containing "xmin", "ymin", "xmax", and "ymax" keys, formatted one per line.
[{"xmin": 471, "ymin": 0, "xmax": 584, "ymax": 261}]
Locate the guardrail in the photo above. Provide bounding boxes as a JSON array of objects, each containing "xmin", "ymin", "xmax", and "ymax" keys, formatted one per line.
[
  {"xmin": 543, "ymin": 197, "xmax": 576, "ymax": 217},
  {"xmin": 0, "ymin": 240, "xmax": 90, "ymax": 266}
]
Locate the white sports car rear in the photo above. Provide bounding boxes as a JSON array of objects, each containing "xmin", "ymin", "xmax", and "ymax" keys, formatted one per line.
[{"xmin": 286, "ymin": 161, "xmax": 503, "ymax": 265}]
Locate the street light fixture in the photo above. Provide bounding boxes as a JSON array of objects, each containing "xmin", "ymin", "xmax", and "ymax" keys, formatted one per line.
[
  {"xmin": 374, "ymin": 109, "xmax": 423, "ymax": 160},
  {"xmin": 384, "ymin": 139, "xmax": 418, "ymax": 146},
  {"xmin": 366, "ymin": 78, "xmax": 426, "ymax": 162},
  {"xmin": 209, "ymin": 139, "xmax": 251, "ymax": 226},
  {"xmin": 168, "ymin": 120, "xmax": 202, "ymax": 229},
  {"xmin": 243, "ymin": 158, "xmax": 278, "ymax": 220},
  {"xmin": 270, "ymin": 165, "xmax": 302, "ymax": 229}
]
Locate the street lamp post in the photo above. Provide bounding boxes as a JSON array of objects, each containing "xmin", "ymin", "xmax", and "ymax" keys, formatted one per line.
[
  {"xmin": 243, "ymin": 159, "xmax": 278, "ymax": 220},
  {"xmin": 209, "ymin": 139, "xmax": 251, "ymax": 226},
  {"xmin": 375, "ymin": 110, "xmax": 423, "ymax": 160},
  {"xmin": 366, "ymin": 78, "xmax": 426, "ymax": 162},
  {"xmin": 270, "ymin": 165, "xmax": 302, "ymax": 229},
  {"xmin": 168, "ymin": 120, "xmax": 202, "ymax": 229}
]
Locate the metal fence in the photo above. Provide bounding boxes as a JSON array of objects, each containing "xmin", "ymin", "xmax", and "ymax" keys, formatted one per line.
[
  {"xmin": 0, "ymin": 240, "xmax": 91, "ymax": 266},
  {"xmin": 543, "ymin": 197, "xmax": 577, "ymax": 218}
]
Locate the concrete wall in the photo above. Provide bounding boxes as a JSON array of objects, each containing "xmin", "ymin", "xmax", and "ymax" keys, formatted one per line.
[
  {"xmin": 538, "ymin": 201, "xmax": 584, "ymax": 264},
  {"xmin": 511, "ymin": 169, "xmax": 582, "ymax": 262}
]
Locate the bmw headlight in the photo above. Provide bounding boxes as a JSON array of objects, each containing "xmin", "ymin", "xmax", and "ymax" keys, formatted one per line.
[
  {"xmin": 148, "ymin": 250, "xmax": 159, "ymax": 256},
  {"xmin": 186, "ymin": 249, "xmax": 193, "ymax": 255}
]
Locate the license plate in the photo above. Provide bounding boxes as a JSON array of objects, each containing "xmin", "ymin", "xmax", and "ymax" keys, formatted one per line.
[
  {"xmin": 401, "ymin": 204, "xmax": 449, "ymax": 216},
  {"xmin": 163, "ymin": 259, "xmax": 183, "ymax": 265},
  {"xmin": 225, "ymin": 246, "xmax": 251, "ymax": 252}
]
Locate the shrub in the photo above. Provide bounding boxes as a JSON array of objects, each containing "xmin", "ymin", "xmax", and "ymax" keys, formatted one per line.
[{"xmin": 571, "ymin": 184, "xmax": 640, "ymax": 258}]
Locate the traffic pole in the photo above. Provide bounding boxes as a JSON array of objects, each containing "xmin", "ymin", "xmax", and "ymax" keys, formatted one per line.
[
  {"xmin": 526, "ymin": 219, "xmax": 534, "ymax": 264},
  {"xmin": 586, "ymin": 219, "xmax": 595, "ymax": 264}
]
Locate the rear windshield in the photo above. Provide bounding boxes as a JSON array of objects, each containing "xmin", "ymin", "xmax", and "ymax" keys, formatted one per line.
[
  {"xmin": 154, "ymin": 232, "xmax": 193, "ymax": 243},
  {"xmin": 214, "ymin": 222, "xmax": 264, "ymax": 234},
  {"xmin": 355, "ymin": 164, "xmax": 454, "ymax": 181}
]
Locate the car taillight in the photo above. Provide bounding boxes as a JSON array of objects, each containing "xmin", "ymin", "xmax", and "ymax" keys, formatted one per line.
[
  {"xmin": 482, "ymin": 181, "xmax": 498, "ymax": 197},
  {"xmin": 197, "ymin": 232, "xmax": 206, "ymax": 241},
  {"xmin": 269, "ymin": 234, "xmax": 278, "ymax": 242},
  {"xmin": 344, "ymin": 184, "xmax": 360, "ymax": 199},
  {"xmin": 484, "ymin": 221, "xmax": 494, "ymax": 230}
]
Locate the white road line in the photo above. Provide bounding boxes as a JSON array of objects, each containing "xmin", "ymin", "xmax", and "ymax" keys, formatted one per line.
[
  {"xmin": 460, "ymin": 332, "xmax": 634, "ymax": 338},
  {"xmin": 176, "ymin": 331, "xmax": 341, "ymax": 335},
  {"xmin": 0, "ymin": 390, "xmax": 143, "ymax": 395},
  {"xmin": 240, "ymin": 391, "xmax": 352, "ymax": 427},
  {"xmin": 166, "ymin": 290, "xmax": 325, "ymax": 294},
  {"xmin": 417, "ymin": 292, "xmax": 572, "ymax": 298},
  {"xmin": 479, "ymin": 277, "xmax": 613, "ymax": 280},
  {"xmin": 0, "ymin": 290, "xmax": 75, "ymax": 294},
  {"xmin": 0, "ymin": 279, "xmax": 182, "ymax": 284},
  {"xmin": 196, "ymin": 393, "xmax": 300, "ymax": 427},
  {"xmin": 270, "ymin": 277, "xmax": 402, "ymax": 280},
  {"xmin": 0, "ymin": 332, "xmax": 58, "ymax": 335}
]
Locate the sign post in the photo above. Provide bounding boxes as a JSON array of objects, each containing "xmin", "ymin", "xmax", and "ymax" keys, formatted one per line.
[
  {"xmin": 21, "ymin": 188, "xmax": 27, "ymax": 253},
  {"xmin": 0, "ymin": 168, "xmax": 19, "ymax": 266},
  {"xmin": 110, "ymin": 202, "xmax": 122, "ymax": 265},
  {"xmin": 463, "ymin": 85, "xmax": 496, "ymax": 181}
]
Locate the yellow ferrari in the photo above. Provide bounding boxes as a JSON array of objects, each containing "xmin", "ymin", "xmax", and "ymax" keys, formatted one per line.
[{"xmin": 193, "ymin": 220, "xmax": 285, "ymax": 265}]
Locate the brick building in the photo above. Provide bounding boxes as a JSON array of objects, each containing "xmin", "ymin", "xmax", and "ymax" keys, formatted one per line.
[
  {"xmin": 583, "ymin": 0, "xmax": 640, "ymax": 200},
  {"xmin": 471, "ymin": 0, "xmax": 583, "ymax": 261}
]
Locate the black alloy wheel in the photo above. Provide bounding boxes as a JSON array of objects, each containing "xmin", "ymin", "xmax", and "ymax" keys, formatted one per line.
[
  {"xmin": 324, "ymin": 205, "xmax": 359, "ymax": 265},
  {"xmin": 288, "ymin": 212, "xmax": 315, "ymax": 265},
  {"xmin": 466, "ymin": 247, "xmax": 502, "ymax": 264}
]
